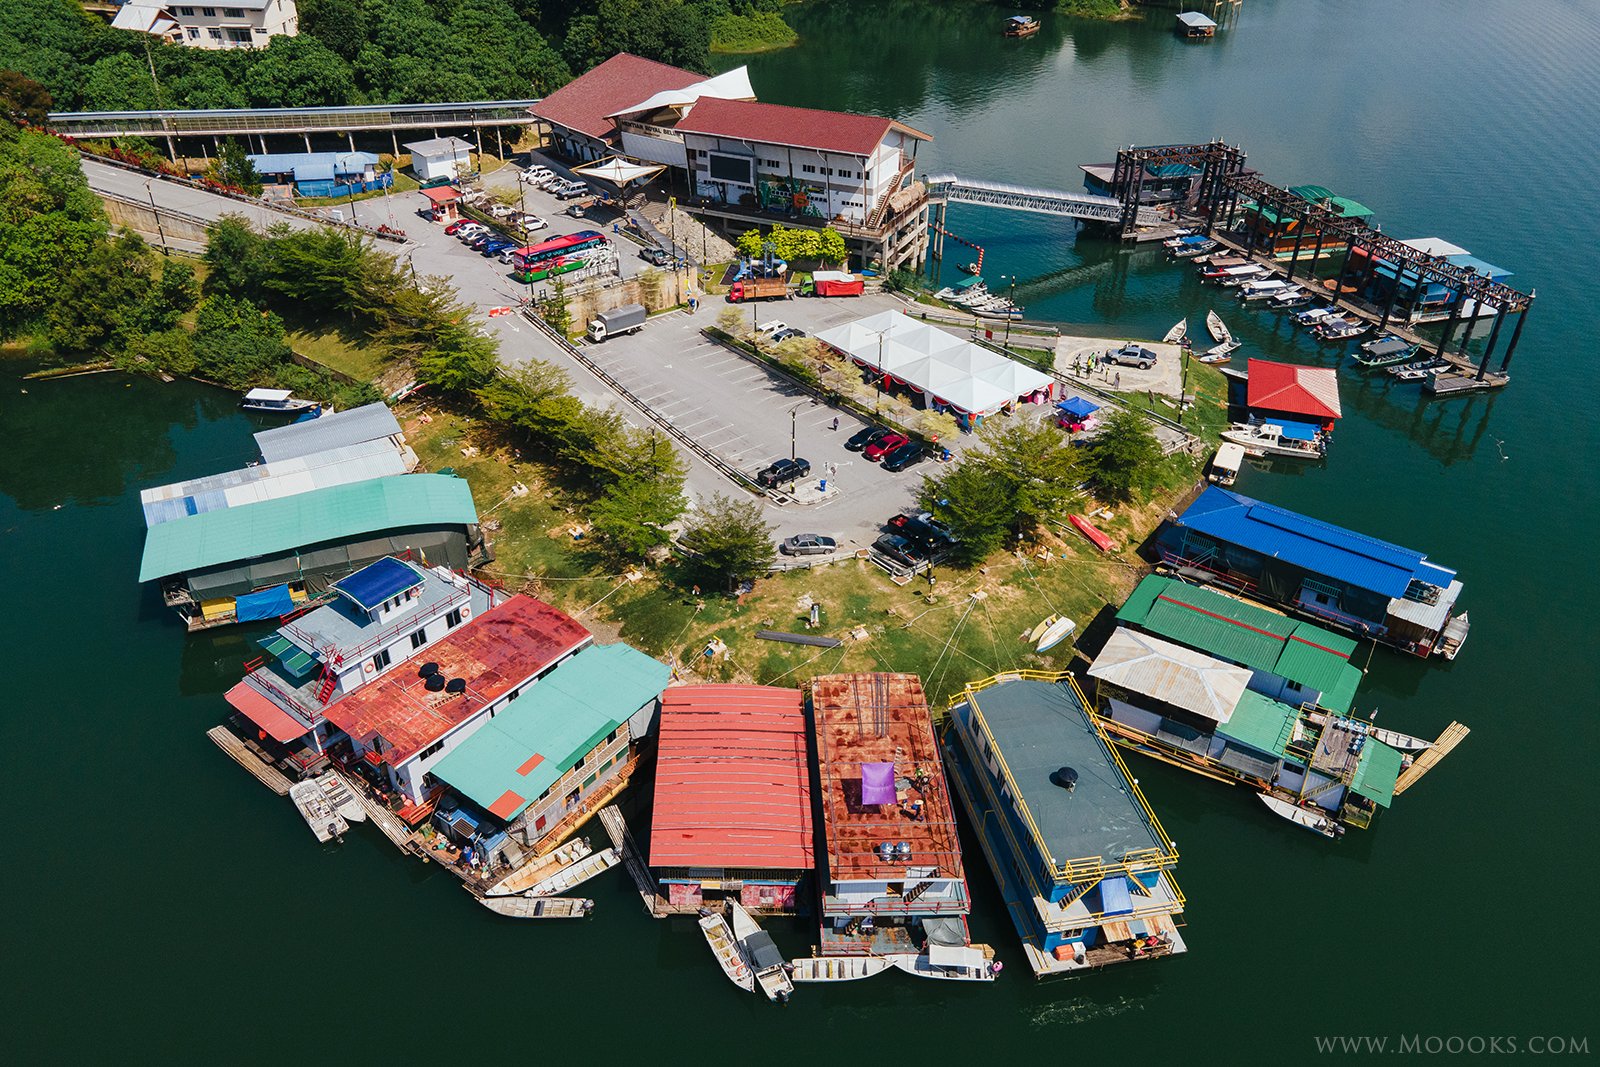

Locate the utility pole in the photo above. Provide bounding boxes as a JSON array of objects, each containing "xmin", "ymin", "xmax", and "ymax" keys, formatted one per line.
[
  {"xmin": 1004, "ymin": 274, "xmax": 1016, "ymax": 349},
  {"xmin": 790, "ymin": 407, "xmax": 797, "ymax": 462},
  {"xmin": 145, "ymin": 180, "xmax": 168, "ymax": 254}
]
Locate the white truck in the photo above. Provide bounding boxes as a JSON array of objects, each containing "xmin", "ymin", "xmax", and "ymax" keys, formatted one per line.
[{"xmin": 587, "ymin": 303, "xmax": 647, "ymax": 343}]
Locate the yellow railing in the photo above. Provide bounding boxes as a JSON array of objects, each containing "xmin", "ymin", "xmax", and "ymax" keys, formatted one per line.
[{"xmin": 947, "ymin": 672, "xmax": 1180, "ymax": 883}]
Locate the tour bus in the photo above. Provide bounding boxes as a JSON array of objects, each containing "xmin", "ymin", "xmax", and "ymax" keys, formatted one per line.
[{"xmin": 510, "ymin": 230, "xmax": 607, "ymax": 282}]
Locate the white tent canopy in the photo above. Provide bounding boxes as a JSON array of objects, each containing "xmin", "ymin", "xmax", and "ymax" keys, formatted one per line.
[
  {"xmin": 606, "ymin": 66, "xmax": 756, "ymax": 120},
  {"xmin": 573, "ymin": 156, "xmax": 666, "ymax": 188},
  {"xmin": 1087, "ymin": 628, "xmax": 1252, "ymax": 724},
  {"xmin": 814, "ymin": 311, "xmax": 1054, "ymax": 416}
]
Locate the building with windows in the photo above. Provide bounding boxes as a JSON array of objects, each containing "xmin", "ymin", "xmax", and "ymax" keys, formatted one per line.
[
  {"xmin": 114, "ymin": 0, "xmax": 299, "ymax": 49},
  {"xmin": 942, "ymin": 673, "xmax": 1186, "ymax": 977},
  {"xmin": 403, "ymin": 137, "xmax": 475, "ymax": 182}
]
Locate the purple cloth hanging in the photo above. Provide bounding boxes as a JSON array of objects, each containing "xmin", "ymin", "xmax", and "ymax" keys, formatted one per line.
[{"xmin": 860, "ymin": 762, "xmax": 896, "ymax": 806}]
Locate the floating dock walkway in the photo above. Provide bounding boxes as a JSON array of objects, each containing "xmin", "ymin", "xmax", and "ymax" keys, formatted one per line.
[
  {"xmin": 206, "ymin": 726, "xmax": 291, "ymax": 795},
  {"xmin": 599, "ymin": 805, "xmax": 659, "ymax": 916}
]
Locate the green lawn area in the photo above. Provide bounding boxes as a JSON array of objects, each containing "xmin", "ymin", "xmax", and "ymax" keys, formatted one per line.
[{"xmin": 285, "ymin": 323, "xmax": 390, "ymax": 383}]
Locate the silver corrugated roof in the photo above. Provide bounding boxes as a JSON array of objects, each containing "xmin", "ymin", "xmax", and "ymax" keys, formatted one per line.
[
  {"xmin": 1088, "ymin": 628, "xmax": 1251, "ymax": 724},
  {"xmin": 254, "ymin": 403, "xmax": 402, "ymax": 464}
]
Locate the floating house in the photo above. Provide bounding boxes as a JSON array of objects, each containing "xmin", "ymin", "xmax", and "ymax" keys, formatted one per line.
[
  {"xmin": 428, "ymin": 642, "xmax": 670, "ymax": 857},
  {"xmin": 1087, "ymin": 626, "xmax": 1410, "ymax": 837},
  {"xmin": 809, "ymin": 673, "xmax": 995, "ymax": 980},
  {"xmin": 1245, "ymin": 184, "xmax": 1374, "ymax": 259},
  {"xmin": 648, "ymin": 685, "xmax": 814, "ymax": 913},
  {"xmin": 1155, "ymin": 487, "xmax": 1469, "ymax": 658},
  {"xmin": 1244, "ymin": 358, "xmax": 1342, "ymax": 430},
  {"xmin": 246, "ymin": 151, "xmax": 388, "ymax": 198},
  {"xmin": 1175, "ymin": 11, "xmax": 1218, "ymax": 38},
  {"xmin": 1346, "ymin": 237, "xmax": 1513, "ymax": 323},
  {"xmin": 1080, "ymin": 161, "xmax": 1201, "ymax": 206},
  {"xmin": 942, "ymin": 673, "xmax": 1185, "ymax": 977}
]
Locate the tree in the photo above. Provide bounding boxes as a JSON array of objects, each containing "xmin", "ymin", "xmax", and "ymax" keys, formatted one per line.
[
  {"xmin": 541, "ymin": 276, "xmax": 572, "ymax": 335},
  {"xmin": 1087, "ymin": 409, "xmax": 1164, "ymax": 502},
  {"xmin": 0, "ymin": 71, "xmax": 51, "ymax": 127},
  {"xmin": 128, "ymin": 259, "xmax": 199, "ymax": 335},
  {"xmin": 247, "ymin": 35, "xmax": 356, "ymax": 108},
  {"xmin": 735, "ymin": 228, "xmax": 764, "ymax": 259},
  {"xmin": 211, "ymin": 139, "xmax": 262, "ymax": 195},
  {"xmin": 201, "ymin": 215, "xmax": 268, "ymax": 298},
  {"xmin": 715, "ymin": 305, "xmax": 746, "ymax": 336},
  {"xmin": 680, "ymin": 492, "xmax": 775, "ymax": 589},
  {"xmin": 815, "ymin": 227, "xmax": 847, "ymax": 265},
  {"xmin": 0, "ymin": 126, "xmax": 108, "ymax": 338},
  {"xmin": 189, "ymin": 292, "xmax": 294, "ymax": 385},
  {"xmin": 300, "ymin": 0, "xmax": 368, "ymax": 60},
  {"xmin": 921, "ymin": 460, "xmax": 1017, "ymax": 561},
  {"xmin": 44, "ymin": 231, "xmax": 156, "ymax": 354},
  {"xmin": 589, "ymin": 474, "xmax": 687, "ymax": 558},
  {"xmin": 81, "ymin": 53, "xmax": 160, "ymax": 112}
]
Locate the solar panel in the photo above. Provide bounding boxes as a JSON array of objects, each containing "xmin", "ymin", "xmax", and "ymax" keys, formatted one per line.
[{"xmin": 334, "ymin": 557, "xmax": 425, "ymax": 610}]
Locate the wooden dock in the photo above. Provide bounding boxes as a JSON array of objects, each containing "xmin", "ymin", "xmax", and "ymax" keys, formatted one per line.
[
  {"xmin": 1393, "ymin": 721, "xmax": 1471, "ymax": 796},
  {"xmin": 206, "ymin": 725, "xmax": 292, "ymax": 795},
  {"xmin": 339, "ymin": 769, "xmax": 416, "ymax": 849},
  {"xmin": 598, "ymin": 805, "xmax": 659, "ymax": 916}
]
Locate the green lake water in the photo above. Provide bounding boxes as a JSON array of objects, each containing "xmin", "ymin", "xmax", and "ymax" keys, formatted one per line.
[{"xmin": 6, "ymin": 0, "xmax": 1598, "ymax": 1058}]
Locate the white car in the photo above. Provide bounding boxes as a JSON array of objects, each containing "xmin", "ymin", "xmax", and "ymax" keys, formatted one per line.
[
  {"xmin": 455, "ymin": 225, "xmax": 489, "ymax": 241},
  {"xmin": 518, "ymin": 214, "xmax": 547, "ymax": 231},
  {"xmin": 487, "ymin": 203, "xmax": 515, "ymax": 218},
  {"xmin": 520, "ymin": 167, "xmax": 552, "ymax": 185},
  {"xmin": 758, "ymin": 320, "xmax": 788, "ymax": 334}
]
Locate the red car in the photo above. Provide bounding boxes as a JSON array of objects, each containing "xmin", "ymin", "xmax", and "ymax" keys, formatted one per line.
[
  {"xmin": 864, "ymin": 433, "xmax": 910, "ymax": 461},
  {"xmin": 444, "ymin": 219, "xmax": 472, "ymax": 235}
]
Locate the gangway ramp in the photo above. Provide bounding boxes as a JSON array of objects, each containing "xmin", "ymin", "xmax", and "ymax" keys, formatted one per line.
[{"xmin": 927, "ymin": 174, "xmax": 1162, "ymax": 226}]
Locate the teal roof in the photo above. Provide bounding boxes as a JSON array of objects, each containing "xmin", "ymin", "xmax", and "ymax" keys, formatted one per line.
[
  {"xmin": 138, "ymin": 475, "xmax": 478, "ymax": 582},
  {"xmin": 1216, "ymin": 690, "xmax": 1296, "ymax": 758},
  {"xmin": 1117, "ymin": 576, "xmax": 1363, "ymax": 713},
  {"xmin": 429, "ymin": 644, "xmax": 670, "ymax": 821},
  {"xmin": 1350, "ymin": 739, "xmax": 1404, "ymax": 807}
]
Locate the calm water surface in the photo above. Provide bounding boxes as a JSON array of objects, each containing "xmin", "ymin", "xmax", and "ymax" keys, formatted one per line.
[{"xmin": 7, "ymin": 0, "xmax": 1597, "ymax": 1058}]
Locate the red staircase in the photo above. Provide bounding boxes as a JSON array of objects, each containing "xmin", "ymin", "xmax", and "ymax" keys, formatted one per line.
[{"xmin": 314, "ymin": 650, "xmax": 344, "ymax": 705}]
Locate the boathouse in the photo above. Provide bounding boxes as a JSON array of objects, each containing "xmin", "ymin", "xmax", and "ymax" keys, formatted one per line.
[
  {"xmin": 222, "ymin": 557, "xmax": 503, "ymax": 772},
  {"xmin": 1116, "ymin": 576, "xmax": 1364, "ymax": 713},
  {"xmin": 815, "ymin": 311, "xmax": 1055, "ymax": 429},
  {"xmin": 1175, "ymin": 11, "xmax": 1217, "ymax": 38},
  {"xmin": 1244, "ymin": 358, "xmax": 1342, "ymax": 429},
  {"xmin": 319, "ymin": 595, "xmax": 592, "ymax": 809},
  {"xmin": 252, "ymin": 402, "xmax": 411, "ymax": 465},
  {"xmin": 1347, "ymin": 237, "xmax": 1513, "ymax": 322},
  {"xmin": 1245, "ymin": 185, "xmax": 1373, "ymax": 258},
  {"xmin": 1154, "ymin": 487, "xmax": 1469, "ymax": 658},
  {"xmin": 942, "ymin": 673, "xmax": 1185, "ymax": 978},
  {"xmin": 648, "ymin": 685, "xmax": 814, "ymax": 913},
  {"xmin": 428, "ymin": 642, "xmax": 670, "ymax": 854},
  {"xmin": 1087, "ymin": 628, "xmax": 1405, "ymax": 833}
]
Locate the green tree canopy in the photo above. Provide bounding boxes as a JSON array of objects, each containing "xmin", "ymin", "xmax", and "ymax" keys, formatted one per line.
[
  {"xmin": 1086, "ymin": 409, "xmax": 1164, "ymax": 503},
  {"xmin": 922, "ymin": 417, "xmax": 1085, "ymax": 561},
  {"xmin": 589, "ymin": 473, "xmax": 688, "ymax": 559},
  {"xmin": 680, "ymin": 492, "xmax": 775, "ymax": 589},
  {"xmin": 0, "ymin": 126, "xmax": 107, "ymax": 338},
  {"xmin": 0, "ymin": 71, "xmax": 52, "ymax": 126}
]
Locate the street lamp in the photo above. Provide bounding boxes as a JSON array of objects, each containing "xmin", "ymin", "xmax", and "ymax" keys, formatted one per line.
[
  {"xmin": 790, "ymin": 407, "xmax": 798, "ymax": 462},
  {"xmin": 1002, "ymin": 274, "xmax": 1017, "ymax": 349},
  {"xmin": 145, "ymin": 180, "xmax": 168, "ymax": 254}
]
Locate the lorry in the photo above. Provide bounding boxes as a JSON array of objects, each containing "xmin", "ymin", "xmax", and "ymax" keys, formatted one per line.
[
  {"xmin": 802, "ymin": 271, "xmax": 865, "ymax": 298},
  {"xmin": 727, "ymin": 275, "xmax": 790, "ymax": 303},
  {"xmin": 587, "ymin": 303, "xmax": 647, "ymax": 343}
]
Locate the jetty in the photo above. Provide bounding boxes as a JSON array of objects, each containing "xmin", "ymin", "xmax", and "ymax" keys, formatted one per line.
[
  {"xmin": 598, "ymin": 805, "xmax": 659, "ymax": 916},
  {"xmin": 206, "ymin": 725, "xmax": 291, "ymax": 795}
]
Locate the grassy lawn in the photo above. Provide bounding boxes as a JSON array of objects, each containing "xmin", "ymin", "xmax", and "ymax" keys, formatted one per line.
[{"xmin": 285, "ymin": 323, "xmax": 391, "ymax": 383}]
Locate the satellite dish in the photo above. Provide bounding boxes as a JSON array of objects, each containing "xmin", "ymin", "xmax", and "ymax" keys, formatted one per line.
[{"xmin": 1050, "ymin": 767, "xmax": 1079, "ymax": 791}]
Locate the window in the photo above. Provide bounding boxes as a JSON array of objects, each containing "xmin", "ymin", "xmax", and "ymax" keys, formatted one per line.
[
  {"xmin": 226, "ymin": 27, "xmax": 251, "ymax": 42},
  {"xmin": 446, "ymin": 607, "xmax": 463, "ymax": 628},
  {"xmin": 187, "ymin": 27, "xmax": 199, "ymax": 37},
  {"xmin": 509, "ymin": 688, "xmax": 521, "ymax": 701},
  {"xmin": 409, "ymin": 628, "xmax": 427, "ymax": 650},
  {"xmin": 202, "ymin": 6, "xmax": 216, "ymax": 14},
  {"xmin": 177, "ymin": 6, "xmax": 195, "ymax": 13},
  {"xmin": 574, "ymin": 754, "xmax": 586, "ymax": 771},
  {"xmin": 208, "ymin": 27, "xmax": 221, "ymax": 38},
  {"xmin": 534, "ymin": 815, "xmax": 547, "ymax": 832},
  {"xmin": 801, "ymin": 164, "xmax": 816, "ymax": 174},
  {"xmin": 223, "ymin": 6, "xmax": 243, "ymax": 14},
  {"xmin": 370, "ymin": 648, "xmax": 391, "ymax": 673},
  {"xmin": 418, "ymin": 739, "xmax": 444, "ymax": 762},
  {"xmin": 605, "ymin": 729, "xmax": 618, "ymax": 745},
  {"xmin": 538, "ymin": 787, "xmax": 551, "ymax": 801}
]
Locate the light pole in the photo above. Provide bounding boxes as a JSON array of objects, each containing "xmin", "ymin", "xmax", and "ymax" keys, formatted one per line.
[
  {"xmin": 790, "ymin": 407, "xmax": 798, "ymax": 462},
  {"xmin": 1003, "ymin": 274, "xmax": 1017, "ymax": 349},
  {"xmin": 145, "ymin": 180, "xmax": 168, "ymax": 254}
]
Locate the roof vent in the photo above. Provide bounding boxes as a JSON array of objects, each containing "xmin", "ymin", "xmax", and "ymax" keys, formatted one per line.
[{"xmin": 445, "ymin": 678, "xmax": 467, "ymax": 695}]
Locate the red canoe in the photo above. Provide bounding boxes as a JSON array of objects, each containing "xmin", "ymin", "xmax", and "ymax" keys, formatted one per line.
[{"xmin": 1068, "ymin": 514, "xmax": 1114, "ymax": 552}]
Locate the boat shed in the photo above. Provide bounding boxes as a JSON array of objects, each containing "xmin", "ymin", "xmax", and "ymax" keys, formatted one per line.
[
  {"xmin": 139, "ymin": 473, "xmax": 489, "ymax": 617},
  {"xmin": 429, "ymin": 642, "xmax": 669, "ymax": 849},
  {"xmin": 815, "ymin": 311, "xmax": 1055, "ymax": 428},
  {"xmin": 254, "ymin": 402, "xmax": 406, "ymax": 464},
  {"xmin": 1155, "ymin": 486, "xmax": 1466, "ymax": 655},
  {"xmin": 1245, "ymin": 358, "xmax": 1342, "ymax": 425},
  {"xmin": 1176, "ymin": 11, "xmax": 1217, "ymax": 37},
  {"xmin": 648, "ymin": 685, "xmax": 814, "ymax": 912},
  {"xmin": 1116, "ymin": 576, "xmax": 1364, "ymax": 713}
]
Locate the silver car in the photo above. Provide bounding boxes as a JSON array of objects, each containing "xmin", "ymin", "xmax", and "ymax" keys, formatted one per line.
[{"xmin": 780, "ymin": 533, "xmax": 838, "ymax": 556}]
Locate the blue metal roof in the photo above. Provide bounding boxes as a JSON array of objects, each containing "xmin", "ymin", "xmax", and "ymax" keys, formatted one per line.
[
  {"xmin": 333, "ymin": 556, "xmax": 427, "ymax": 611},
  {"xmin": 294, "ymin": 161, "xmax": 336, "ymax": 182},
  {"xmin": 1443, "ymin": 253, "xmax": 1512, "ymax": 280},
  {"xmin": 1174, "ymin": 487, "xmax": 1443, "ymax": 598},
  {"xmin": 247, "ymin": 151, "xmax": 380, "ymax": 178}
]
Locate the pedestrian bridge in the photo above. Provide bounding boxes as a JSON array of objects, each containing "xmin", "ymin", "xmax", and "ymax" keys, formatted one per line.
[
  {"xmin": 48, "ymin": 100, "xmax": 541, "ymax": 140},
  {"xmin": 926, "ymin": 174, "xmax": 1161, "ymax": 226}
]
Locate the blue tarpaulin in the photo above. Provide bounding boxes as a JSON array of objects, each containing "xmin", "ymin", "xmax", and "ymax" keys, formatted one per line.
[
  {"xmin": 1057, "ymin": 396, "xmax": 1101, "ymax": 419},
  {"xmin": 235, "ymin": 583, "xmax": 295, "ymax": 622},
  {"xmin": 1097, "ymin": 875, "xmax": 1134, "ymax": 916},
  {"xmin": 1276, "ymin": 420, "xmax": 1322, "ymax": 441},
  {"xmin": 334, "ymin": 556, "xmax": 425, "ymax": 611}
]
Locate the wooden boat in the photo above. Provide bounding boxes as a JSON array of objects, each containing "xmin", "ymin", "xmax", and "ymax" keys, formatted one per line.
[
  {"xmin": 1003, "ymin": 14, "xmax": 1040, "ymax": 37},
  {"xmin": 790, "ymin": 955, "xmax": 893, "ymax": 982},
  {"xmin": 730, "ymin": 901, "xmax": 795, "ymax": 1003},
  {"xmin": 1355, "ymin": 334, "xmax": 1418, "ymax": 367},
  {"xmin": 479, "ymin": 895, "xmax": 595, "ymax": 919},
  {"xmin": 242, "ymin": 388, "xmax": 320, "ymax": 415},
  {"xmin": 1369, "ymin": 727, "xmax": 1432, "ymax": 752},
  {"xmin": 1199, "ymin": 340, "xmax": 1240, "ymax": 363},
  {"xmin": 521, "ymin": 846, "xmax": 620, "ymax": 896},
  {"xmin": 700, "ymin": 912, "xmax": 757, "ymax": 992},
  {"xmin": 1068, "ymin": 514, "xmax": 1115, "ymax": 553},
  {"xmin": 1220, "ymin": 421, "xmax": 1326, "ymax": 459},
  {"xmin": 288, "ymin": 778, "xmax": 348, "ymax": 843},
  {"xmin": 1268, "ymin": 288, "xmax": 1314, "ymax": 309},
  {"xmin": 1313, "ymin": 317, "xmax": 1369, "ymax": 341},
  {"xmin": 1394, "ymin": 358, "xmax": 1450, "ymax": 381},
  {"xmin": 1258, "ymin": 793, "xmax": 1339, "ymax": 838},
  {"xmin": 1294, "ymin": 306, "xmax": 1336, "ymax": 328},
  {"xmin": 482, "ymin": 836, "xmax": 592, "ymax": 897},
  {"xmin": 1035, "ymin": 615, "xmax": 1076, "ymax": 653},
  {"xmin": 1206, "ymin": 308, "xmax": 1231, "ymax": 344},
  {"xmin": 1162, "ymin": 318, "xmax": 1188, "ymax": 344}
]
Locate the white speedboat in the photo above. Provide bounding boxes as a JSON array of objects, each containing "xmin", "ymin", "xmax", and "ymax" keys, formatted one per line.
[
  {"xmin": 1269, "ymin": 288, "xmax": 1314, "ymax": 309},
  {"xmin": 1198, "ymin": 340, "xmax": 1240, "ymax": 363},
  {"xmin": 1220, "ymin": 420, "xmax": 1326, "ymax": 459},
  {"xmin": 242, "ymin": 388, "xmax": 320, "ymax": 415},
  {"xmin": 1314, "ymin": 317, "xmax": 1369, "ymax": 341},
  {"xmin": 1237, "ymin": 279, "xmax": 1292, "ymax": 301}
]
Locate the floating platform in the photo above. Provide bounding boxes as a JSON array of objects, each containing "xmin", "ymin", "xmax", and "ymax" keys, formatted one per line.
[
  {"xmin": 1426, "ymin": 371, "xmax": 1508, "ymax": 396},
  {"xmin": 206, "ymin": 725, "xmax": 291, "ymax": 795}
]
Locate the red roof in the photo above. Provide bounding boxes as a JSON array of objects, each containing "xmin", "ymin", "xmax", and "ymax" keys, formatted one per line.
[
  {"xmin": 649, "ymin": 685, "xmax": 814, "ymax": 871},
  {"xmin": 530, "ymin": 53, "xmax": 701, "ymax": 143},
  {"xmin": 322, "ymin": 596, "xmax": 591, "ymax": 764},
  {"xmin": 225, "ymin": 680, "xmax": 310, "ymax": 743},
  {"xmin": 420, "ymin": 186, "xmax": 461, "ymax": 204},
  {"xmin": 675, "ymin": 97, "xmax": 931, "ymax": 157},
  {"xmin": 1246, "ymin": 358, "xmax": 1343, "ymax": 420}
]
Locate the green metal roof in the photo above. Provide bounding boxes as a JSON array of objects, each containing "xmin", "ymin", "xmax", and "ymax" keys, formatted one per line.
[
  {"xmin": 1117, "ymin": 577, "xmax": 1363, "ymax": 713},
  {"xmin": 1350, "ymin": 739, "xmax": 1404, "ymax": 807},
  {"xmin": 1216, "ymin": 690, "xmax": 1296, "ymax": 758},
  {"xmin": 138, "ymin": 475, "xmax": 478, "ymax": 582},
  {"xmin": 429, "ymin": 643, "xmax": 670, "ymax": 821}
]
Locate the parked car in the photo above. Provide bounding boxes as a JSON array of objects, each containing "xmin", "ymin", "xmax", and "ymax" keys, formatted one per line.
[
  {"xmin": 756, "ymin": 457, "xmax": 811, "ymax": 488},
  {"xmin": 555, "ymin": 182, "xmax": 590, "ymax": 200},
  {"xmin": 890, "ymin": 511, "xmax": 956, "ymax": 543},
  {"xmin": 518, "ymin": 214, "xmax": 547, "ymax": 232},
  {"xmin": 640, "ymin": 247, "xmax": 671, "ymax": 266},
  {"xmin": 757, "ymin": 320, "xmax": 788, "ymax": 334},
  {"xmin": 1106, "ymin": 344, "xmax": 1159, "ymax": 369},
  {"xmin": 497, "ymin": 249, "xmax": 520, "ymax": 264},
  {"xmin": 892, "ymin": 515, "xmax": 952, "ymax": 553},
  {"xmin": 882, "ymin": 442, "xmax": 928, "ymax": 473},
  {"xmin": 481, "ymin": 239, "xmax": 518, "ymax": 256},
  {"xmin": 771, "ymin": 328, "xmax": 807, "ymax": 342},
  {"xmin": 872, "ymin": 533, "xmax": 923, "ymax": 568},
  {"xmin": 455, "ymin": 224, "xmax": 489, "ymax": 240},
  {"xmin": 845, "ymin": 426, "xmax": 891, "ymax": 452},
  {"xmin": 521, "ymin": 167, "xmax": 553, "ymax": 185},
  {"xmin": 864, "ymin": 433, "xmax": 910, "ymax": 461},
  {"xmin": 565, "ymin": 203, "xmax": 587, "ymax": 218},
  {"xmin": 780, "ymin": 533, "xmax": 838, "ymax": 556},
  {"xmin": 443, "ymin": 219, "xmax": 474, "ymax": 235},
  {"xmin": 467, "ymin": 232, "xmax": 500, "ymax": 250},
  {"xmin": 487, "ymin": 203, "xmax": 515, "ymax": 218}
]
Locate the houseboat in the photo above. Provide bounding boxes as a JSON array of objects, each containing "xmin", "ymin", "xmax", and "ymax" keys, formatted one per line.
[
  {"xmin": 1175, "ymin": 11, "xmax": 1217, "ymax": 38},
  {"xmin": 943, "ymin": 672, "xmax": 1186, "ymax": 978},
  {"xmin": 1243, "ymin": 185, "xmax": 1375, "ymax": 260},
  {"xmin": 1003, "ymin": 14, "xmax": 1040, "ymax": 37},
  {"xmin": 242, "ymin": 388, "xmax": 321, "ymax": 415},
  {"xmin": 1154, "ymin": 486, "xmax": 1470, "ymax": 659},
  {"xmin": 1207, "ymin": 442, "xmax": 1249, "ymax": 486}
]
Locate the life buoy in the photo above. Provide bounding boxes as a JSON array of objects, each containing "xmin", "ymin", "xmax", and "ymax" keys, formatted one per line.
[
  {"xmin": 364, "ymin": 661, "xmax": 376, "ymax": 674},
  {"xmin": 460, "ymin": 607, "xmax": 471, "ymax": 620},
  {"xmin": 793, "ymin": 193, "xmax": 807, "ymax": 208}
]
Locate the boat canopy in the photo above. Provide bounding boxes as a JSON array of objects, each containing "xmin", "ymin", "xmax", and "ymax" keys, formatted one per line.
[
  {"xmin": 928, "ymin": 942, "xmax": 988, "ymax": 969},
  {"xmin": 1273, "ymin": 420, "xmax": 1322, "ymax": 441},
  {"xmin": 1179, "ymin": 234, "xmax": 1212, "ymax": 245},
  {"xmin": 952, "ymin": 274, "xmax": 985, "ymax": 292},
  {"xmin": 1364, "ymin": 336, "xmax": 1412, "ymax": 357},
  {"xmin": 244, "ymin": 388, "xmax": 295, "ymax": 402},
  {"xmin": 745, "ymin": 930, "xmax": 785, "ymax": 971}
]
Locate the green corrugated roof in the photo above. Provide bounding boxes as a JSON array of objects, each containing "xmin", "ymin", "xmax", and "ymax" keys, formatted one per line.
[
  {"xmin": 1117, "ymin": 576, "xmax": 1363, "ymax": 714},
  {"xmin": 429, "ymin": 643, "xmax": 670, "ymax": 821},
  {"xmin": 1350, "ymin": 739, "xmax": 1404, "ymax": 807},
  {"xmin": 138, "ymin": 475, "xmax": 478, "ymax": 582},
  {"xmin": 1216, "ymin": 690, "xmax": 1296, "ymax": 758}
]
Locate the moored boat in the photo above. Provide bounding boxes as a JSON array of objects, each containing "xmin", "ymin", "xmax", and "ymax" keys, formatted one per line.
[
  {"xmin": 730, "ymin": 901, "xmax": 794, "ymax": 1003},
  {"xmin": 1002, "ymin": 14, "xmax": 1040, "ymax": 37},
  {"xmin": 1294, "ymin": 306, "xmax": 1337, "ymax": 328},
  {"xmin": 242, "ymin": 388, "xmax": 320, "ymax": 415},
  {"xmin": 1206, "ymin": 308, "xmax": 1232, "ymax": 344},
  {"xmin": 700, "ymin": 911, "xmax": 757, "ymax": 992},
  {"xmin": 288, "ymin": 778, "xmax": 348, "ymax": 843},
  {"xmin": 1219, "ymin": 266, "xmax": 1271, "ymax": 287},
  {"xmin": 1258, "ymin": 794, "xmax": 1340, "ymax": 838},
  {"xmin": 1220, "ymin": 419, "xmax": 1327, "ymax": 459},
  {"xmin": 479, "ymin": 895, "xmax": 595, "ymax": 919},
  {"xmin": 1394, "ymin": 359, "xmax": 1450, "ymax": 381},
  {"xmin": 1207, "ymin": 441, "xmax": 1248, "ymax": 486},
  {"xmin": 1353, "ymin": 334, "xmax": 1418, "ymax": 368},
  {"xmin": 1237, "ymin": 279, "xmax": 1292, "ymax": 301},
  {"xmin": 1068, "ymin": 513, "xmax": 1115, "ymax": 552},
  {"xmin": 1312, "ymin": 316, "xmax": 1369, "ymax": 341},
  {"xmin": 1167, "ymin": 234, "xmax": 1217, "ymax": 258},
  {"xmin": 1198, "ymin": 340, "xmax": 1240, "ymax": 363},
  {"xmin": 1268, "ymin": 287, "xmax": 1314, "ymax": 309}
]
